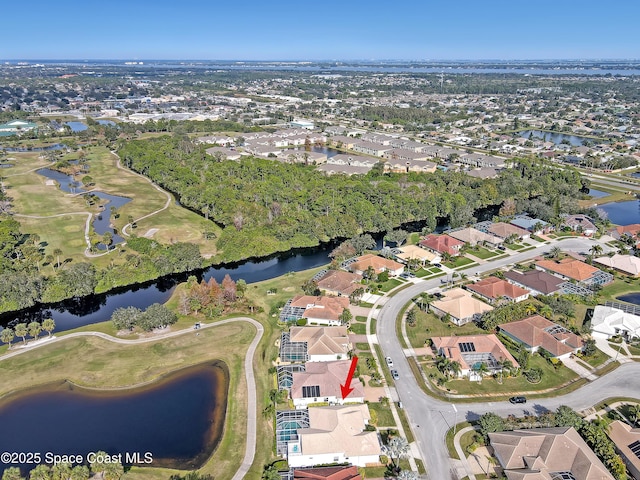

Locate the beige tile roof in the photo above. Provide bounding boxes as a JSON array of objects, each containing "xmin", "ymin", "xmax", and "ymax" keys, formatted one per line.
[
  {"xmin": 316, "ymin": 270, "xmax": 363, "ymax": 296},
  {"xmin": 607, "ymin": 420, "xmax": 640, "ymax": 476},
  {"xmin": 395, "ymin": 244, "xmax": 438, "ymax": 262},
  {"xmin": 290, "ymin": 326, "xmax": 351, "ymax": 357},
  {"xmin": 466, "ymin": 276, "xmax": 530, "ymax": 301},
  {"xmin": 499, "ymin": 315, "xmax": 584, "ymax": 357},
  {"xmin": 290, "ymin": 295, "xmax": 350, "ymax": 322},
  {"xmin": 298, "ymin": 405, "xmax": 382, "ymax": 458},
  {"xmin": 489, "ymin": 427, "xmax": 614, "ymax": 480},
  {"xmin": 291, "ymin": 360, "xmax": 364, "ymax": 401},
  {"xmin": 431, "ymin": 334, "xmax": 519, "ymax": 371},
  {"xmin": 349, "ymin": 254, "xmax": 404, "ymax": 274},
  {"xmin": 430, "ymin": 287, "xmax": 493, "ymax": 321},
  {"xmin": 488, "ymin": 222, "xmax": 529, "ymax": 239},
  {"xmin": 448, "ymin": 227, "xmax": 503, "ymax": 246},
  {"xmin": 594, "ymin": 254, "xmax": 640, "ymax": 276},
  {"xmin": 536, "ymin": 258, "xmax": 600, "ymax": 282}
]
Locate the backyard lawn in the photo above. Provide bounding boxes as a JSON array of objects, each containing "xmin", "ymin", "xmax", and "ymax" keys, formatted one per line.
[
  {"xmin": 405, "ymin": 309, "xmax": 484, "ymax": 349},
  {"xmin": 368, "ymin": 401, "xmax": 396, "ymax": 428}
]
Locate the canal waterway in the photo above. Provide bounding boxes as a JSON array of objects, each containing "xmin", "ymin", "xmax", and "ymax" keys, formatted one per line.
[{"xmin": 0, "ymin": 362, "xmax": 228, "ymax": 473}]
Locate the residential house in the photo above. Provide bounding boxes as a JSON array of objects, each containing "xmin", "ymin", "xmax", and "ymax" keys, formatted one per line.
[
  {"xmin": 594, "ymin": 254, "xmax": 640, "ymax": 277},
  {"xmin": 456, "ymin": 153, "xmax": 506, "ymax": 168},
  {"xmin": 447, "ymin": 227, "xmax": 503, "ymax": 247},
  {"xmin": 535, "ymin": 258, "xmax": 613, "ymax": 287},
  {"xmin": 348, "ymin": 254, "xmax": 404, "ymax": 277},
  {"xmin": 197, "ymin": 135, "xmax": 235, "ymax": 146},
  {"xmin": 607, "ymin": 420, "xmax": 640, "ymax": 480},
  {"xmin": 293, "ymin": 466, "xmax": 362, "ymax": 480},
  {"xmin": 562, "ymin": 214, "xmax": 597, "ymax": 236},
  {"xmin": 503, "ymin": 270, "xmax": 565, "ymax": 296},
  {"xmin": 326, "ymin": 154, "xmax": 378, "ymax": 168},
  {"xmin": 498, "ymin": 315, "xmax": 584, "ymax": 359},
  {"xmin": 290, "ymin": 360, "xmax": 365, "ymax": 408},
  {"xmin": 419, "ymin": 234, "xmax": 465, "ymax": 257},
  {"xmin": 285, "ymin": 326, "xmax": 351, "ymax": 362},
  {"xmin": 431, "ymin": 334, "xmax": 519, "ymax": 378},
  {"xmin": 287, "ymin": 405, "xmax": 382, "ymax": 468},
  {"xmin": 383, "ymin": 157, "xmax": 437, "ymax": 174},
  {"xmin": 590, "ymin": 305, "xmax": 640, "ymax": 340},
  {"xmin": 326, "ymin": 135, "xmax": 357, "ymax": 150},
  {"xmin": 509, "ymin": 215, "xmax": 552, "ymax": 234},
  {"xmin": 487, "ymin": 222, "xmax": 530, "ymax": 240},
  {"xmin": 351, "ymin": 140, "xmax": 392, "ymax": 157},
  {"xmin": 489, "ymin": 427, "xmax": 614, "ymax": 480},
  {"xmin": 316, "ymin": 270, "xmax": 363, "ymax": 297},
  {"xmin": 284, "ymin": 296, "xmax": 351, "ymax": 326},
  {"xmin": 430, "ymin": 288, "xmax": 494, "ymax": 326},
  {"xmin": 608, "ymin": 224, "xmax": 640, "ymax": 242},
  {"xmin": 205, "ymin": 146, "xmax": 242, "ymax": 161},
  {"xmin": 317, "ymin": 164, "xmax": 372, "ymax": 176},
  {"xmin": 466, "ymin": 167, "xmax": 499, "ymax": 179},
  {"xmin": 394, "ymin": 244, "xmax": 440, "ymax": 265},
  {"xmin": 465, "ymin": 276, "xmax": 530, "ymax": 304}
]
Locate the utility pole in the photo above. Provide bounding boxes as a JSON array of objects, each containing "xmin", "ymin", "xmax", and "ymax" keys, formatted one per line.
[{"xmin": 452, "ymin": 403, "xmax": 458, "ymax": 435}]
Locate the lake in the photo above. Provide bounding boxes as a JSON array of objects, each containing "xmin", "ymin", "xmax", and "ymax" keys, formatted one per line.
[
  {"xmin": 588, "ymin": 188, "xmax": 610, "ymax": 199},
  {"xmin": 519, "ymin": 130, "xmax": 596, "ymax": 147},
  {"xmin": 65, "ymin": 121, "xmax": 88, "ymax": 132},
  {"xmin": 599, "ymin": 199, "xmax": 640, "ymax": 225},
  {"xmin": 37, "ymin": 168, "xmax": 131, "ymax": 247},
  {"xmin": 0, "ymin": 362, "xmax": 228, "ymax": 473}
]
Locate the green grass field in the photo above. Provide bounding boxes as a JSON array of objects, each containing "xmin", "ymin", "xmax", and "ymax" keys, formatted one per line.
[
  {"xmin": 444, "ymin": 256, "xmax": 475, "ymax": 268},
  {"xmin": 405, "ymin": 309, "xmax": 484, "ymax": 348},
  {"xmin": 465, "ymin": 246, "xmax": 498, "ymax": 259}
]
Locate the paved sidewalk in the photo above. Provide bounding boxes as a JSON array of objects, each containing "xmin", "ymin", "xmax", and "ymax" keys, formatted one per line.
[
  {"xmin": 454, "ymin": 426, "xmax": 478, "ymax": 480},
  {"xmin": 562, "ymin": 356, "xmax": 598, "ymax": 381},
  {"xmin": 595, "ymin": 337, "xmax": 632, "ymax": 363}
]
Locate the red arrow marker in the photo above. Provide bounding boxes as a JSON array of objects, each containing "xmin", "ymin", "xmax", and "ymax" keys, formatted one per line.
[{"xmin": 340, "ymin": 356, "xmax": 359, "ymax": 400}]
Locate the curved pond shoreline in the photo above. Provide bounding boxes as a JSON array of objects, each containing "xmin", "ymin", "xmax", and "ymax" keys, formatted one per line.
[{"xmin": 0, "ymin": 361, "xmax": 229, "ymax": 471}]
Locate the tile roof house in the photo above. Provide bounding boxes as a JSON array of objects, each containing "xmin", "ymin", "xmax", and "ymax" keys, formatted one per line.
[
  {"xmin": 489, "ymin": 427, "xmax": 614, "ymax": 480},
  {"xmin": 608, "ymin": 224, "xmax": 640, "ymax": 242},
  {"xmin": 293, "ymin": 466, "xmax": 362, "ymax": 480},
  {"xmin": 431, "ymin": 334, "xmax": 519, "ymax": 378},
  {"xmin": 288, "ymin": 327, "xmax": 351, "ymax": 362},
  {"xmin": 447, "ymin": 227, "xmax": 503, "ymax": 247},
  {"xmin": 430, "ymin": 288, "xmax": 494, "ymax": 326},
  {"xmin": 509, "ymin": 215, "xmax": 552, "ymax": 234},
  {"xmin": 487, "ymin": 222, "xmax": 530, "ymax": 240},
  {"xmin": 289, "ymin": 296, "xmax": 351, "ymax": 326},
  {"xmin": 562, "ymin": 214, "xmax": 597, "ymax": 236},
  {"xmin": 465, "ymin": 276, "xmax": 530, "ymax": 304},
  {"xmin": 594, "ymin": 254, "xmax": 640, "ymax": 277},
  {"xmin": 290, "ymin": 360, "xmax": 365, "ymax": 408},
  {"xmin": 498, "ymin": 315, "xmax": 584, "ymax": 359},
  {"xmin": 316, "ymin": 270, "xmax": 363, "ymax": 297},
  {"xmin": 287, "ymin": 405, "xmax": 382, "ymax": 468},
  {"xmin": 607, "ymin": 420, "xmax": 640, "ymax": 480},
  {"xmin": 348, "ymin": 254, "xmax": 404, "ymax": 276},
  {"xmin": 590, "ymin": 305, "xmax": 640, "ymax": 340},
  {"xmin": 394, "ymin": 244, "xmax": 440, "ymax": 265},
  {"xmin": 535, "ymin": 258, "xmax": 613, "ymax": 286},
  {"xmin": 419, "ymin": 234, "xmax": 465, "ymax": 257},
  {"xmin": 503, "ymin": 269, "xmax": 565, "ymax": 296}
]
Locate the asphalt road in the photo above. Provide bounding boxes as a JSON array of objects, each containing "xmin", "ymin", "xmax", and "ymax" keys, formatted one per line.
[{"xmin": 376, "ymin": 237, "xmax": 639, "ymax": 480}]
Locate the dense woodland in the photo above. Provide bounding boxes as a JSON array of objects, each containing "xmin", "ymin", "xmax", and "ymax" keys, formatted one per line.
[{"xmin": 118, "ymin": 135, "xmax": 586, "ymax": 262}]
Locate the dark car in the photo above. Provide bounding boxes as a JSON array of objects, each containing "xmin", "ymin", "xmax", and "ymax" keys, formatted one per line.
[
  {"xmin": 434, "ymin": 263, "xmax": 442, "ymax": 268},
  {"xmin": 509, "ymin": 396, "xmax": 526, "ymax": 404}
]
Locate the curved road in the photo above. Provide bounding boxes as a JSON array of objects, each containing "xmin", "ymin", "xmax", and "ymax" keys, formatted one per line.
[
  {"xmin": 377, "ymin": 237, "xmax": 640, "ymax": 479},
  {"xmin": 0, "ymin": 317, "xmax": 263, "ymax": 480}
]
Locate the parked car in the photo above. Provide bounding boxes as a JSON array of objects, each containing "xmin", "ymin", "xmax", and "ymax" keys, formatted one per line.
[
  {"xmin": 509, "ymin": 396, "xmax": 527, "ymax": 404},
  {"xmin": 497, "ymin": 245, "xmax": 506, "ymax": 251},
  {"xmin": 391, "ymin": 370, "xmax": 400, "ymax": 380},
  {"xmin": 386, "ymin": 357, "xmax": 394, "ymax": 367},
  {"xmin": 434, "ymin": 263, "xmax": 442, "ymax": 268}
]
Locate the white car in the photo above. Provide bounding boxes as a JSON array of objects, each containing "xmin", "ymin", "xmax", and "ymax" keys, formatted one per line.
[{"xmin": 386, "ymin": 357, "xmax": 393, "ymax": 367}]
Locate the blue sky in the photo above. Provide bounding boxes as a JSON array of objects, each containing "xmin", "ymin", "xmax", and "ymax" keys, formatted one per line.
[{"xmin": 4, "ymin": 0, "xmax": 639, "ymax": 60}]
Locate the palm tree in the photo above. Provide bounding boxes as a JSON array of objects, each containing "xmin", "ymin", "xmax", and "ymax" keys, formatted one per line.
[
  {"xmin": 472, "ymin": 362, "xmax": 490, "ymax": 381},
  {"xmin": 449, "ymin": 361, "xmax": 462, "ymax": 379},
  {"xmin": 589, "ymin": 244, "xmax": 604, "ymax": 258},
  {"xmin": 69, "ymin": 466, "xmax": 90, "ymax": 480},
  {"xmin": 28, "ymin": 321, "xmax": 42, "ymax": 341},
  {"xmin": 42, "ymin": 318, "xmax": 56, "ymax": 338},
  {"xmin": 546, "ymin": 246, "xmax": 562, "ymax": 259},
  {"xmin": 524, "ymin": 303, "xmax": 537, "ymax": 316},
  {"xmin": 14, "ymin": 323, "xmax": 28, "ymax": 345},
  {"xmin": 538, "ymin": 304, "xmax": 553, "ymax": 319},
  {"xmin": 89, "ymin": 451, "xmax": 108, "ymax": 478},
  {"xmin": 1, "ymin": 327, "xmax": 15, "ymax": 348},
  {"xmin": 103, "ymin": 462, "xmax": 124, "ymax": 480},
  {"xmin": 385, "ymin": 436, "xmax": 411, "ymax": 469},
  {"xmin": 29, "ymin": 465, "xmax": 51, "ymax": 480},
  {"xmin": 53, "ymin": 248, "xmax": 63, "ymax": 269},
  {"xmin": 436, "ymin": 357, "xmax": 451, "ymax": 377},
  {"xmin": 51, "ymin": 463, "xmax": 72, "ymax": 480},
  {"xmin": 2, "ymin": 467, "xmax": 24, "ymax": 480},
  {"xmin": 398, "ymin": 471, "xmax": 418, "ymax": 480}
]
